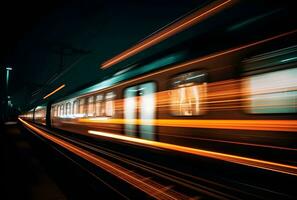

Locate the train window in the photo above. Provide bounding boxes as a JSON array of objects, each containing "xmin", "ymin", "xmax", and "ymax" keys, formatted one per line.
[
  {"xmin": 87, "ymin": 96, "xmax": 95, "ymax": 117},
  {"xmin": 79, "ymin": 98, "xmax": 85, "ymax": 115},
  {"xmin": 246, "ymin": 68, "xmax": 297, "ymax": 113},
  {"xmin": 60, "ymin": 104, "xmax": 64, "ymax": 117},
  {"xmin": 170, "ymin": 71, "xmax": 206, "ymax": 116},
  {"xmin": 53, "ymin": 106, "xmax": 58, "ymax": 117},
  {"xmin": 95, "ymin": 94, "xmax": 104, "ymax": 116},
  {"xmin": 73, "ymin": 100, "xmax": 79, "ymax": 115},
  {"xmin": 105, "ymin": 92, "xmax": 115, "ymax": 117},
  {"xmin": 57, "ymin": 105, "xmax": 60, "ymax": 116},
  {"xmin": 66, "ymin": 102, "xmax": 71, "ymax": 116}
]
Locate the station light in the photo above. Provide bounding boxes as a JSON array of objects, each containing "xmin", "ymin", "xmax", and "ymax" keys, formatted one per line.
[{"xmin": 6, "ymin": 66, "xmax": 12, "ymax": 87}]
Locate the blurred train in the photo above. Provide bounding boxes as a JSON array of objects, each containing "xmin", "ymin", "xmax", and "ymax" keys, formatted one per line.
[
  {"xmin": 19, "ymin": 0, "xmax": 297, "ymax": 166},
  {"xmin": 20, "ymin": 27, "xmax": 297, "ymax": 165}
]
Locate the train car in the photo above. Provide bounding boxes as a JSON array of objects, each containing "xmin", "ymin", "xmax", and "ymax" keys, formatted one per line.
[
  {"xmin": 17, "ymin": 0, "xmax": 297, "ymax": 167},
  {"xmin": 33, "ymin": 105, "xmax": 47, "ymax": 126},
  {"xmin": 16, "ymin": 1, "xmax": 297, "ymax": 198},
  {"xmin": 20, "ymin": 109, "xmax": 35, "ymax": 122},
  {"xmin": 47, "ymin": 30, "xmax": 297, "ymax": 164}
]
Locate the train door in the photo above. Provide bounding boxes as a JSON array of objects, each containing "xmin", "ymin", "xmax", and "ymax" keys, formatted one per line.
[{"xmin": 124, "ymin": 82, "xmax": 156, "ymax": 140}]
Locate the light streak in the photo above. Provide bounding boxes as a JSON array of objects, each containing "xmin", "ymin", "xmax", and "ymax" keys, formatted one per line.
[
  {"xmin": 281, "ymin": 56, "xmax": 297, "ymax": 63},
  {"xmin": 101, "ymin": 0, "xmax": 234, "ymax": 69},
  {"xmin": 79, "ymin": 118, "xmax": 297, "ymax": 132},
  {"xmin": 18, "ymin": 118, "xmax": 188, "ymax": 199},
  {"xmin": 74, "ymin": 29, "xmax": 297, "ymax": 100},
  {"xmin": 158, "ymin": 133, "xmax": 297, "ymax": 152},
  {"xmin": 87, "ymin": 129, "xmax": 297, "ymax": 176},
  {"xmin": 43, "ymin": 84, "xmax": 66, "ymax": 99},
  {"xmin": 74, "ymin": 138, "xmax": 243, "ymax": 199}
]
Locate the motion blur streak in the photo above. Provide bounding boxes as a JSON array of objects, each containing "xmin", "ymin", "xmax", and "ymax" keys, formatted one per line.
[
  {"xmin": 80, "ymin": 118, "xmax": 297, "ymax": 132},
  {"xmin": 101, "ymin": 0, "xmax": 234, "ymax": 69},
  {"xmin": 88, "ymin": 130, "xmax": 297, "ymax": 176},
  {"xmin": 43, "ymin": 84, "xmax": 66, "ymax": 99},
  {"xmin": 83, "ymin": 30, "xmax": 297, "ymax": 98},
  {"xmin": 18, "ymin": 118, "xmax": 189, "ymax": 200}
]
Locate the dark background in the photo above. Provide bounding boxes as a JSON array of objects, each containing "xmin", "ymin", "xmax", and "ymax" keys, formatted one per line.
[
  {"xmin": 0, "ymin": 0, "xmax": 206, "ymax": 118},
  {"xmin": 0, "ymin": 0, "xmax": 295, "ymax": 119}
]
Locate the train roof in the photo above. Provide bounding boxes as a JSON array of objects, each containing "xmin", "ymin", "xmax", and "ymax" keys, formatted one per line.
[{"xmin": 53, "ymin": 51, "xmax": 185, "ymax": 103}]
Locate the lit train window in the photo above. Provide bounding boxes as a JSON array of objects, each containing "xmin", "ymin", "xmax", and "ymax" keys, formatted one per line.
[
  {"xmin": 170, "ymin": 71, "xmax": 206, "ymax": 116},
  {"xmin": 66, "ymin": 102, "xmax": 71, "ymax": 116},
  {"xmin": 246, "ymin": 68, "xmax": 297, "ymax": 113},
  {"xmin": 57, "ymin": 105, "xmax": 60, "ymax": 116},
  {"xmin": 53, "ymin": 106, "xmax": 58, "ymax": 117},
  {"xmin": 54, "ymin": 106, "xmax": 58, "ymax": 117},
  {"xmin": 105, "ymin": 92, "xmax": 115, "ymax": 117},
  {"xmin": 95, "ymin": 94, "xmax": 104, "ymax": 117},
  {"xmin": 73, "ymin": 100, "xmax": 79, "ymax": 115},
  {"xmin": 87, "ymin": 96, "xmax": 94, "ymax": 117},
  {"xmin": 60, "ymin": 104, "xmax": 64, "ymax": 116},
  {"xmin": 79, "ymin": 98, "xmax": 86, "ymax": 115}
]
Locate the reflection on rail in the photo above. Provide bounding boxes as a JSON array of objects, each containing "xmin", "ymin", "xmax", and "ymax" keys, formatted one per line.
[{"xmin": 87, "ymin": 129, "xmax": 297, "ymax": 176}]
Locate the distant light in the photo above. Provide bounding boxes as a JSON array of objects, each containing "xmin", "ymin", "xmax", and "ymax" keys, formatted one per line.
[
  {"xmin": 43, "ymin": 84, "xmax": 66, "ymax": 99},
  {"xmin": 6, "ymin": 67, "xmax": 12, "ymax": 70},
  {"xmin": 8, "ymin": 100, "xmax": 13, "ymax": 107},
  {"xmin": 100, "ymin": 0, "xmax": 234, "ymax": 69},
  {"xmin": 4, "ymin": 121, "xmax": 17, "ymax": 125}
]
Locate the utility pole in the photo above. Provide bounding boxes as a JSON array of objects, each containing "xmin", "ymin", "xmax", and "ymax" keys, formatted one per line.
[
  {"xmin": 0, "ymin": 66, "xmax": 6, "ymax": 122},
  {"xmin": 3, "ymin": 66, "xmax": 12, "ymax": 121}
]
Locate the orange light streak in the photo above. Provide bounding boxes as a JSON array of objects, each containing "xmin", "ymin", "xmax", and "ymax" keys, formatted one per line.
[
  {"xmin": 77, "ymin": 139, "xmax": 240, "ymax": 199},
  {"xmin": 43, "ymin": 84, "xmax": 66, "ymax": 99},
  {"xmin": 87, "ymin": 129, "xmax": 297, "ymax": 176},
  {"xmin": 79, "ymin": 118, "xmax": 297, "ymax": 132},
  {"xmin": 101, "ymin": 0, "xmax": 234, "ymax": 69},
  {"xmin": 18, "ymin": 118, "xmax": 187, "ymax": 199},
  {"xmin": 159, "ymin": 133, "xmax": 297, "ymax": 152}
]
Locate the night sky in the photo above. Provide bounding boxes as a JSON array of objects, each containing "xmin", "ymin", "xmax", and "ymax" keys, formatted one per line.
[
  {"xmin": 1, "ymin": 0, "xmax": 206, "ymax": 112},
  {"xmin": 0, "ymin": 0, "xmax": 295, "ymax": 112}
]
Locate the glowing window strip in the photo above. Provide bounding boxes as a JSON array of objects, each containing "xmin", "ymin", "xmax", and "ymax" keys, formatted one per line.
[
  {"xmin": 101, "ymin": 0, "xmax": 234, "ymax": 69},
  {"xmin": 43, "ymin": 84, "xmax": 66, "ymax": 99},
  {"xmin": 79, "ymin": 118, "xmax": 297, "ymax": 132}
]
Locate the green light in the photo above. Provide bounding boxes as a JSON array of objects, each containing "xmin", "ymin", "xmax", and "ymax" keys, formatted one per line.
[
  {"xmin": 227, "ymin": 9, "xmax": 281, "ymax": 32},
  {"xmin": 280, "ymin": 57, "xmax": 297, "ymax": 63}
]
